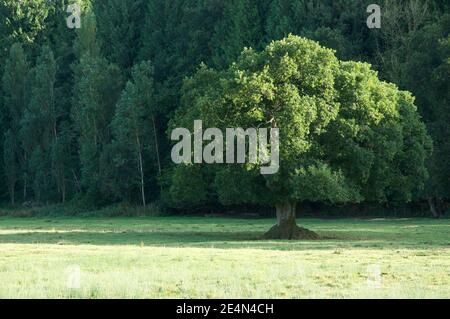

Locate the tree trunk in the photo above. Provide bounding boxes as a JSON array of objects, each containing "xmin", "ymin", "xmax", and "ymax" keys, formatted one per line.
[
  {"xmin": 151, "ymin": 115, "xmax": 162, "ymax": 193},
  {"xmin": 23, "ymin": 173, "xmax": 27, "ymax": 201},
  {"xmin": 263, "ymin": 201, "xmax": 319, "ymax": 240},
  {"xmin": 135, "ymin": 133, "xmax": 146, "ymax": 208},
  {"xmin": 428, "ymin": 197, "xmax": 441, "ymax": 219},
  {"xmin": 61, "ymin": 181, "xmax": 66, "ymax": 203},
  {"xmin": 9, "ymin": 185, "xmax": 15, "ymax": 205},
  {"xmin": 436, "ymin": 198, "xmax": 445, "ymax": 217},
  {"xmin": 138, "ymin": 148, "xmax": 146, "ymax": 208},
  {"xmin": 72, "ymin": 169, "xmax": 81, "ymax": 194}
]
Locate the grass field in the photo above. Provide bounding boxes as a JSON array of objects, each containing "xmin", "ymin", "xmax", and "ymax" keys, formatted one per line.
[{"xmin": 0, "ymin": 216, "xmax": 449, "ymax": 298}]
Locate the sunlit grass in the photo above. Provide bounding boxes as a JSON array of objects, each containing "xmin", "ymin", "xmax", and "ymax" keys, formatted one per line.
[{"xmin": 0, "ymin": 217, "xmax": 449, "ymax": 298}]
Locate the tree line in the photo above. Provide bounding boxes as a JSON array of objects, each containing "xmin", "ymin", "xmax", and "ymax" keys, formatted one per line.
[{"xmin": 0, "ymin": 0, "xmax": 448, "ymax": 217}]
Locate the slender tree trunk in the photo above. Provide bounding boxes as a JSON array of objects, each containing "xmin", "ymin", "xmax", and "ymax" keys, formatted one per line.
[
  {"xmin": 151, "ymin": 115, "xmax": 162, "ymax": 192},
  {"xmin": 53, "ymin": 124, "xmax": 57, "ymax": 143},
  {"xmin": 53, "ymin": 123, "xmax": 64, "ymax": 204},
  {"xmin": 436, "ymin": 198, "xmax": 445, "ymax": 217},
  {"xmin": 263, "ymin": 201, "xmax": 319, "ymax": 240},
  {"xmin": 9, "ymin": 185, "xmax": 15, "ymax": 205},
  {"xmin": 138, "ymin": 150, "xmax": 146, "ymax": 207},
  {"xmin": 61, "ymin": 180, "xmax": 66, "ymax": 203},
  {"xmin": 428, "ymin": 197, "xmax": 440, "ymax": 219},
  {"xmin": 137, "ymin": 140, "xmax": 146, "ymax": 208},
  {"xmin": 72, "ymin": 169, "xmax": 81, "ymax": 193},
  {"xmin": 23, "ymin": 173, "xmax": 27, "ymax": 201}
]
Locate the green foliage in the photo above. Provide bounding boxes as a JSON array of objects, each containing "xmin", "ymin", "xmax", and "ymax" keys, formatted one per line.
[
  {"xmin": 50, "ymin": 121, "xmax": 74, "ymax": 202},
  {"xmin": 20, "ymin": 45, "xmax": 58, "ymax": 202},
  {"xmin": 3, "ymin": 130, "xmax": 18, "ymax": 203},
  {"xmin": 2, "ymin": 43, "xmax": 29, "ymax": 203},
  {"xmin": 169, "ymin": 164, "xmax": 208, "ymax": 209},
  {"xmin": 111, "ymin": 61, "xmax": 157, "ymax": 203},
  {"xmin": 171, "ymin": 36, "xmax": 432, "ymax": 211},
  {"xmin": 211, "ymin": 0, "xmax": 262, "ymax": 68},
  {"xmin": 28, "ymin": 145, "xmax": 50, "ymax": 202},
  {"xmin": 214, "ymin": 165, "xmax": 267, "ymax": 206},
  {"xmin": 72, "ymin": 12, "xmax": 123, "ymax": 202},
  {"xmin": 94, "ymin": 0, "xmax": 145, "ymax": 70},
  {"xmin": 293, "ymin": 164, "xmax": 361, "ymax": 204},
  {"xmin": 0, "ymin": 0, "xmax": 50, "ymax": 56},
  {"xmin": 2, "ymin": 43, "xmax": 29, "ymax": 132},
  {"xmin": 73, "ymin": 10, "xmax": 100, "ymax": 59},
  {"xmin": 264, "ymin": 0, "xmax": 371, "ymax": 60},
  {"xmin": 72, "ymin": 53, "xmax": 123, "ymax": 201}
]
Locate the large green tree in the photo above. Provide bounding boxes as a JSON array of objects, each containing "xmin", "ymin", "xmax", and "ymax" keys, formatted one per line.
[{"xmin": 170, "ymin": 36, "xmax": 432, "ymax": 238}]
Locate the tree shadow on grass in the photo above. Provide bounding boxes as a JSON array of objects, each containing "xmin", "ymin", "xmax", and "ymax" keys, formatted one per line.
[
  {"xmin": 0, "ymin": 228, "xmax": 444, "ymax": 250},
  {"xmin": 0, "ymin": 229, "xmax": 260, "ymax": 245}
]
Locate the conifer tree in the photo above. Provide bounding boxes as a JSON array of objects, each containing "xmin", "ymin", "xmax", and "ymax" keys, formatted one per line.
[
  {"xmin": 2, "ymin": 43, "xmax": 29, "ymax": 203},
  {"xmin": 72, "ymin": 11, "xmax": 123, "ymax": 202},
  {"xmin": 3, "ymin": 130, "xmax": 18, "ymax": 204},
  {"xmin": 20, "ymin": 45, "xmax": 57, "ymax": 202},
  {"xmin": 112, "ymin": 61, "xmax": 161, "ymax": 205},
  {"xmin": 94, "ymin": 0, "xmax": 145, "ymax": 71},
  {"xmin": 211, "ymin": 0, "xmax": 262, "ymax": 68}
]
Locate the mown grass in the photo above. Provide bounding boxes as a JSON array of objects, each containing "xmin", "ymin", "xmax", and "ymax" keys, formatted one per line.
[{"xmin": 0, "ymin": 216, "xmax": 449, "ymax": 298}]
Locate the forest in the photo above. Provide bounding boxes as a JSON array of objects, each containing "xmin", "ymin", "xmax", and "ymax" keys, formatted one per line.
[{"xmin": 0, "ymin": 0, "xmax": 449, "ymax": 219}]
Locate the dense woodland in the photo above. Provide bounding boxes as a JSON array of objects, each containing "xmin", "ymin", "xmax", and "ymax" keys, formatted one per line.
[{"xmin": 0, "ymin": 0, "xmax": 449, "ymax": 218}]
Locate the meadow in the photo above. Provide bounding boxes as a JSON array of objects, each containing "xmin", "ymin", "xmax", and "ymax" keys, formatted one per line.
[{"xmin": 0, "ymin": 216, "xmax": 449, "ymax": 298}]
